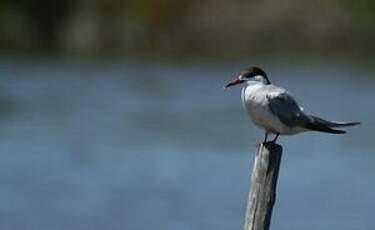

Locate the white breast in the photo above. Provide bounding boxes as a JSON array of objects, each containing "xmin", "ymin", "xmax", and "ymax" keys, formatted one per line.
[{"xmin": 241, "ymin": 83, "xmax": 290, "ymax": 134}]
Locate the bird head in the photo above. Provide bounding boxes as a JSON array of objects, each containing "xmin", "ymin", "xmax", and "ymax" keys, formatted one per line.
[{"xmin": 224, "ymin": 66, "xmax": 270, "ymax": 89}]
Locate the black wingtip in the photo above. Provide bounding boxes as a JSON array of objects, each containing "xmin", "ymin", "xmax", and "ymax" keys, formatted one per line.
[
  {"xmin": 330, "ymin": 129, "xmax": 346, "ymax": 134},
  {"xmin": 349, "ymin": 122, "xmax": 361, "ymax": 126},
  {"xmin": 337, "ymin": 121, "xmax": 361, "ymax": 127},
  {"xmin": 309, "ymin": 116, "xmax": 361, "ymax": 128},
  {"xmin": 304, "ymin": 122, "xmax": 347, "ymax": 134}
]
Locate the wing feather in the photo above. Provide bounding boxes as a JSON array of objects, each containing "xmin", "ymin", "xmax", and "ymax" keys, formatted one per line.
[{"xmin": 267, "ymin": 92, "xmax": 309, "ymax": 127}]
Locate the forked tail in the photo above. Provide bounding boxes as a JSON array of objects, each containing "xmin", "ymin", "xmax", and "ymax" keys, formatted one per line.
[{"xmin": 304, "ymin": 115, "xmax": 360, "ymax": 134}]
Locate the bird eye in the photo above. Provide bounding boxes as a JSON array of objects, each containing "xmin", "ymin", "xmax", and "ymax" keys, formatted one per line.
[{"xmin": 240, "ymin": 73, "xmax": 251, "ymax": 80}]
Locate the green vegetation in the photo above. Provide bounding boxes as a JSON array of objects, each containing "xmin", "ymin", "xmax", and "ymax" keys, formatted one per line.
[{"xmin": 0, "ymin": 0, "xmax": 374, "ymax": 59}]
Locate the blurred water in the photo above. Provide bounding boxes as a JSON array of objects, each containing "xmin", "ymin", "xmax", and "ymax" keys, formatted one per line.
[{"xmin": 0, "ymin": 59, "xmax": 373, "ymax": 230}]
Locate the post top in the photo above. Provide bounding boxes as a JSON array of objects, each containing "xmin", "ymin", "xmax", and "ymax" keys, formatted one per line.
[{"xmin": 258, "ymin": 142, "xmax": 283, "ymax": 153}]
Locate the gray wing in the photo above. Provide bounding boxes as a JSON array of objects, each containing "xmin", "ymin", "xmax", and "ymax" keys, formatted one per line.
[{"xmin": 267, "ymin": 92, "xmax": 310, "ymax": 127}]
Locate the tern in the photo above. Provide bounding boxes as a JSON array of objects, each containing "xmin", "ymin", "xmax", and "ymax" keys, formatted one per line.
[{"xmin": 225, "ymin": 66, "xmax": 360, "ymax": 143}]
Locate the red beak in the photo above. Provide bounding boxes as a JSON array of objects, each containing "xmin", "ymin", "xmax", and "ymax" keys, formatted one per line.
[{"xmin": 224, "ymin": 78, "xmax": 244, "ymax": 89}]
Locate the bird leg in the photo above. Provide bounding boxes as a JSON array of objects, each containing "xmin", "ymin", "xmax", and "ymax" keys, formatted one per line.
[
  {"xmin": 263, "ymin": 131, "xmax": 269, "ymax": 144},
  {"xmin": 272, "ymin": 133, "xmax": 280, "ymax": 143}
]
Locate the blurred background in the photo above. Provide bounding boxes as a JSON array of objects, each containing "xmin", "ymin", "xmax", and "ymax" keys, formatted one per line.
[{"xmin": 0, "ymin": 0, "xmax": 374, "ymax": 229}]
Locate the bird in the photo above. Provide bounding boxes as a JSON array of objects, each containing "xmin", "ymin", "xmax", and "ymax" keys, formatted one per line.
[{"xmin": 224, "ymin": 66, "xmax": 360, "ymax": 144}]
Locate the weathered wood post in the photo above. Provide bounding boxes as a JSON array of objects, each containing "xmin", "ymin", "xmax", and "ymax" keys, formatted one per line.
[{"xmin": 243, "ymin": 142, "xmax": 283, "ymax": 230}]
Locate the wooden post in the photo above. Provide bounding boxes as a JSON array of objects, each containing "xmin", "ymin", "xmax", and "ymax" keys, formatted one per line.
[{"xmin": 243, "ymin": 142, "xmax": 283, "ymax": 230}]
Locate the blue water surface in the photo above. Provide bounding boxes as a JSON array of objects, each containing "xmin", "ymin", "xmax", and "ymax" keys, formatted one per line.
[{"xmin": 0, "ymin": 59, "xmax": 373, "ymax": 230}]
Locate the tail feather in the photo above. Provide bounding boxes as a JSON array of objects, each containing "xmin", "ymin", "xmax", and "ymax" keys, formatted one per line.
[
  {"xmin": 310, "ymin": 116, "xmax": 361, "ymax": 128},
  {"xmin": 303, "ymin": 115, "xmax": 361, "ymax": 134},
  {"xmin": 304, "ymin": 122, "xmax": 346, "ymax": 134}
]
